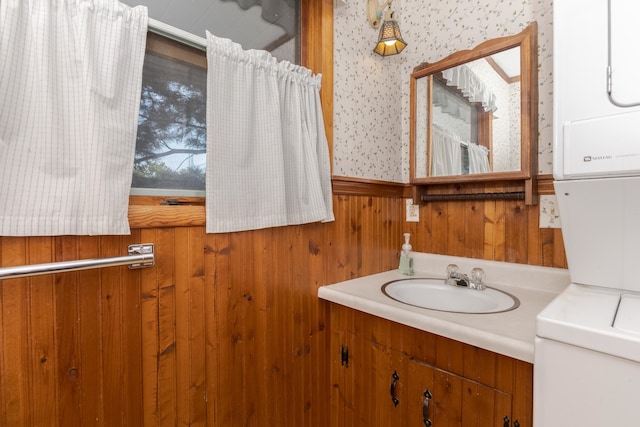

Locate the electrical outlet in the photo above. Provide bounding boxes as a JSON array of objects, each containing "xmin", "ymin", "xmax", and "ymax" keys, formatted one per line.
[{"xmin": 405, "ymin": 199, "xmax": 419, "ymax": 222}]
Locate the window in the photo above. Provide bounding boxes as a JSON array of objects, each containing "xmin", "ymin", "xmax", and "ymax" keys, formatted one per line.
[
  {"xmin": 131, "ymin": 34, "xmax": 207, "ymax": 195},
  {"xmin": 128, "ymin": 1, "xmax": 301, "ymax": 196}
]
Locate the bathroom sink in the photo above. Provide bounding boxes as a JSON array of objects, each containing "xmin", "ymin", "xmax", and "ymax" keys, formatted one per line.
[{"xmin": 381, "ymin": 278, "xmax": 519, "ymax": 314}]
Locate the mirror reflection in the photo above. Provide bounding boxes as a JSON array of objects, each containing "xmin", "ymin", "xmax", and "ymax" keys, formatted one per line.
[
  {"xmin": 415, "ymin": 48, "xmax": 521, "ymax": 178},
  {"xmin": 410, "ymin": 23, "xmax": 537, "ymax": 186}
]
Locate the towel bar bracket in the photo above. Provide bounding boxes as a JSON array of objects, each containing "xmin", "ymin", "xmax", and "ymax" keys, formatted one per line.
[{"xmin": 128, "ymin": 244, "xmax": 155, "ymax": 269}]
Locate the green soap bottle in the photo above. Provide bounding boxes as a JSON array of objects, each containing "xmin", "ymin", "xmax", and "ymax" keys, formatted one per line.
[{"xmin": 398, "ymin": 233, "xmax": 415, "ymax": 276}]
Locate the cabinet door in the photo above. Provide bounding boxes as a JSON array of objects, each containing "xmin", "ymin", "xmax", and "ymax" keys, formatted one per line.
[
  {"xmin": 332, "ymin": 331, "xmax": 514, "ymax": 427},
  {"xmin": 334, "ymin": 331, "xmax": 414, "ymax": 427},
  {"xmin": 431, "ymin": 367, "xmax": 513, "ymax": 427}
]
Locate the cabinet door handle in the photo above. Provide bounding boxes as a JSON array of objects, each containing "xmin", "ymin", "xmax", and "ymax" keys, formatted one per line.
[
  {"xmin": 390, "ymin": 371, "xmax": 400, "ymax": 407},
  {"xmin": 422, "ymin": 389, "xmax": 432, "ymax": 426},
  {"xmin": 503, "ymin": 416, "xmax": 510, "ymax": 427}
]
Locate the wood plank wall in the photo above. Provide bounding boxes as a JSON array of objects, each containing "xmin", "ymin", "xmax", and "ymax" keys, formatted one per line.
[
  {"xmin": 0, "ymin": 190, "xmax": 566, "ymax": 426},
  {"xmin": 407, "ymin": 197, "xmax": 567, "ymax": 268}
]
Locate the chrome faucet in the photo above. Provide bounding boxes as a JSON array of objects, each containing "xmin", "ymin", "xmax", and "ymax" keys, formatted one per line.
[{"xmin": 445, "ymin": 264, "xmax": 486, "ymax": 290}]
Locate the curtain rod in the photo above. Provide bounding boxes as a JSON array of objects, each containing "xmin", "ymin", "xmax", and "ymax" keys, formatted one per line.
[
  {"xmin": 148, "ymin": 18, "xmax": 207, "ymax": 51},
  {"xmin": 0, "ymin": 244, "xmax": 155, "ymax": 280}
]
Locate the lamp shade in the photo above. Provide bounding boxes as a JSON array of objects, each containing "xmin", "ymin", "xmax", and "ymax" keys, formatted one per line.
[{"xmin": 374, "ymin": 19, "xmax": 407, "ymax": 56}]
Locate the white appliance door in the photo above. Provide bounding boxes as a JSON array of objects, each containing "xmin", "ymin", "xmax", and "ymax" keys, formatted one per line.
[
  {"xmin": 534, "ymin": 337, "xmax": 640, "ymax": 426},
  {"xmin": 553, "ymin": 0, "xmax": 640, "ymax": 180}
]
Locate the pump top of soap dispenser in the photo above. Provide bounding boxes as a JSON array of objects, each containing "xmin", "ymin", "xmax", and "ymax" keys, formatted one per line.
[{"xmin": 402, "ymin": 233, "xmax": 412, "ymax": 254}]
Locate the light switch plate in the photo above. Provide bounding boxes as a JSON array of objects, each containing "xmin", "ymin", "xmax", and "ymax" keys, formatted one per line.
[{"xmin": 406, "ymin": 199, "xmax": 419, "ymax": 222}]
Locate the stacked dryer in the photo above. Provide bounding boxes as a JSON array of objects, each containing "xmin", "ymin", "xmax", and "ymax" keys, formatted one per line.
[{"xmin": 534, "ymin": 0, "xmax": 640, "ymax": 425}]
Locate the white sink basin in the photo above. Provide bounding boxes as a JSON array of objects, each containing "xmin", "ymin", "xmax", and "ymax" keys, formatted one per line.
[{"xmin": 382, "ymin": 278, "xmax": 519, "ymax": 314}]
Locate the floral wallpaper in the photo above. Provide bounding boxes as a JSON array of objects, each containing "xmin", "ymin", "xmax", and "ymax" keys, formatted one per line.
[{"xmin": 332, "ymin": 0, "xmax": 553, "ymax": 182}]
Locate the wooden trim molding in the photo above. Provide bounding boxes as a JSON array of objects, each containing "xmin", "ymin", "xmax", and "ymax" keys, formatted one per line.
[
  {"xmin": 128, "ymin": 176, "xmax": 557, "ymax": 228},
  {"xmin": 331, "ymin": 176, "xmax": 407, "ymax": 198},
  {"xmin": 537, "ymin": 174, "xmax": 555, "ymax": 195}
]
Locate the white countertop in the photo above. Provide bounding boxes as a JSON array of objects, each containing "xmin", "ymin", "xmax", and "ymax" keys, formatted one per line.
[{"xmin": 318, "ymin": 253, "xmax": 569, "ymax": 363}]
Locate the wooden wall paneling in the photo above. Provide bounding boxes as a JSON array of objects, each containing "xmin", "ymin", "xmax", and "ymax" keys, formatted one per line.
[
  {"xmin": 174, "ymin": 228, "xmax": 190, "ymax": 425},
  {"xmin": 0, "ymin": 189, "xmax": 566, "ymax": 426},
  {"xmin": 204, "ymin": 232, "xmax": 230, "ymax": 425},
  {"xmin": 430, "ymin": 202, "xmax": 449, "ymax": 255},
  {"xmin": 464, "ymin": 200, "xmax": 485, "ymax": 259},
  {"xmin": 29, "ymin": 237, "xmax": 56, "ymax": 426},
  {"xmin": 484, "ymin": 182, "xmax": 508, "ymax": 262},
  {"xmin": 174, "ymin": 226, "xmax": 207, "ymax": 425},
  {"xmin": 258, "ymin": 227, "xmax": 281, "ymax": 427},
  {"xmin": 448, "ymin": 201, "xmax": 466, "ymax": 257},
  {"xmin": 388, "ymin": 198, "xmax": 405, "ymax": 271},
  {"xmin": 230, "ymin": 230, "xmax": 260, "ymax": 425},
  {"xmin": 292, "ymin": 225, "xmax": 311, "ymax": 427},
  {"xmin": 261, "ymin": 227, "xmax": 287, "ymax": 426},
  {"xmin": 361, "ymin": 197, "xmax": 377, "ymax": 274},
  {"xmin": 483, "ymin": 199, "xmax": 498, "ymax": 261},
  {"xmin": 352, "ymin": 196, "xmax": 364, "ymax": 277},
  {"xmin": 76, "ymin": 236, "xmax": 104, "ymax": 426},
  {"xmin": 140, "ymin": 229, "xmax": 160, "ymax": 426},
  {"xmin": 504, "ymin": 200, "xmax": 528, "ymax": 264},
  {"xmin": 306, "ymin": 222, "xmax": 331, "ymax": 425},
  {"xmin": 274, "ymin": 225, "xmax": 301, "ymax": 426},
  {"xmin": 123, "ymin": 232, "xmax": 145, "ymax": 426},
  {"xmin": 100, "ymin": 237, "xmax": 127, "ymax": 426},
  {"xmin": 188, "ymin": 227, "xmax": 207, "ymax": 425},
  {"xmin": 2, "ymin": 238, "xmax": 32, "ymax": 425},
  {"xmin": 282, "ymin": 226, "xmax": 300, "ymax": 427},
  {"xmin": 155, "ymin": 229, "xmax": 178, "ymax": 425},
  {"xmin": 171, "ymin": 227, "xmax": 191, "ymax": 425},
  {"xmin": 326, "ymin": 195, "xmax": 351, "ymax": 284},
  {"xmin": 381, "ymin": 197, "xmax": 401, "ymax": 273},
  {"xmin": 54, "ymin": 236, "xmax": 82, "ymax": 426}
]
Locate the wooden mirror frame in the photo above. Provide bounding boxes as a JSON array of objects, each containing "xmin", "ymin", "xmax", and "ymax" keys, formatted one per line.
[{"xmin": 410, "ymin": 22, "xmax": 538, "ymax": 204}]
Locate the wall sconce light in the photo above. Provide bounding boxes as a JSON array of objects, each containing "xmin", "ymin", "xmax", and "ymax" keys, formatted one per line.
[{"xmin": 367, "ymin": 0, "xmax": 407, "ymax": 56}]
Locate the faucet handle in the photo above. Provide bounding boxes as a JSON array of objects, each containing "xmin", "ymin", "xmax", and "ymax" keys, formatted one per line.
[
  {"xmin": 470, "ymin": 268, "xmax": 486, "ymax": 290},
  {"xmin": 446, "ymin": 264, "xmax": 459, "ymax": 276}
]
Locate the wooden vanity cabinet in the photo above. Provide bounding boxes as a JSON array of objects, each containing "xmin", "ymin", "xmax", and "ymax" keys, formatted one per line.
[{"xmin": 329, "ymin": 305, "xmax": 532, "ymax": 427}]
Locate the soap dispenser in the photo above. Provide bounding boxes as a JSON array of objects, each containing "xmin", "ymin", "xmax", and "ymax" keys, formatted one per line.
[{"xmin": 398, "ymin": 233, "xmax": 415, "ymax": 276}]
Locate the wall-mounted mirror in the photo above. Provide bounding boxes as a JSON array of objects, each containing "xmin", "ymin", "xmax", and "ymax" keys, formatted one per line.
[{"xmin": 410, "ymin": 23, "xmax": 538, "ymax": 200}]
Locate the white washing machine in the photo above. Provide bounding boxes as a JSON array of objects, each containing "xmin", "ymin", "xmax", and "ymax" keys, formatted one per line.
[
  {"xmin": 534, "ymin": 0, "xmax": 640, "ymax": 426},
  {"xmin": 535, "ymin": 283, "xmax": 640, "ymax": 425}
]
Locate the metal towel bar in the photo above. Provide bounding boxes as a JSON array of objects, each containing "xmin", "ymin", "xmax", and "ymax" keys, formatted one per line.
[
  {"xmin": 0, "ymin": 244, "xmax": 154, "ymax": 280},
  {"xmin": 421, "ymin": 192, "xmax": 525, "ymax": 202}
]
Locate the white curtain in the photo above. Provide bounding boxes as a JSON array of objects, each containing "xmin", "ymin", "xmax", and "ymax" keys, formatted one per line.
[
  {"xmin": 0, "ymin": 0, "xmax": 148, "ymax": 236},
  {"xmin": 468, "ymin": 143, "xmax": 491, "ymax": 174},
  {"xmin": 205, "ymin": 33, "xmax": 334, "ymax": 233},
  {"xmin": 431, "ymin": 125, "xmax": 462, "ymax": 176}
]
